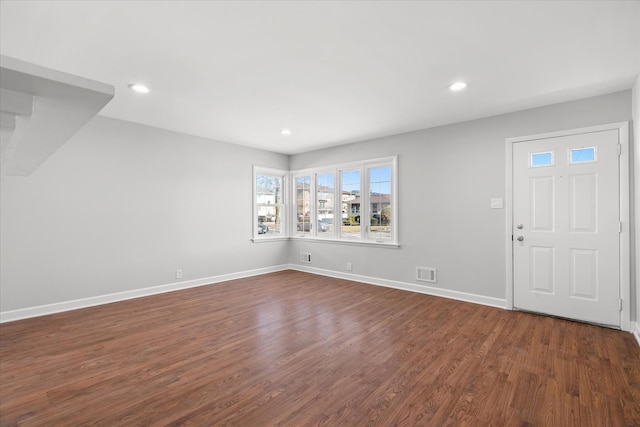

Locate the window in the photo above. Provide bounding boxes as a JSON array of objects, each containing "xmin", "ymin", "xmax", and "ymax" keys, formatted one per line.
[
  {"xmin": 341, "ymin": 169, "xmax": 361, "ymax": 239},
  {"xmin": 368, "ymin": 165, "xmax": 392, "ymax": 242},
  {"xmin": 290, "ymin": 156, "xmax": 397, "ymax": 246},
  {"xmin": 254, "ymin": 157, "xmax": 397, "ymax": 246},
  {"xmin": 254, "ymin": 166, "xmax": 287, "ymax": 239},
  {"xmin": 531, "ymin": 151, "xmax": 553, "ymax": 167},
  {"xmin": 316, "ymin": 172, "xmax": 335, "ymax": 235},
  {"xmin": 294, "ymin": 175, "xmax": 312, "ymax": 236},
  {"xmin": 570, "ymin": 147, "xmax": 596, "ymax": 164}
]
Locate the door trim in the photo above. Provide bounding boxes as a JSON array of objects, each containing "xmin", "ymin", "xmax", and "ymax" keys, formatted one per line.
[{"xmin": 505, "ymin": 122, "xmax": 630, "ymax": 331}]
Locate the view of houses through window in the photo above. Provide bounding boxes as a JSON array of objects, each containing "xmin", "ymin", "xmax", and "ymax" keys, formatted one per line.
[
  {"xmin": 317, "ymin": 172, "xmax": 335, "ymax": 234},
  {"xmin": 368, "ymin": 166, "xmax": 392, "ymax": 241},
  {"xmin": 295, "ymin": 176, "xmax": 312, "ymax": 235},
  {"xmin": 290, "ymin": 157, "xmax": 396, "ymax": 243},
  {"xmin": 255, "ymin": 169, "xmax": 285, "ymax": 236},
  {"xmin": 341, "ymin": 169, "xmax": 361, "ymax": 239},
  {"xmin": 255, "ymin": 157, "xmax": 396, "ymax": 244}
]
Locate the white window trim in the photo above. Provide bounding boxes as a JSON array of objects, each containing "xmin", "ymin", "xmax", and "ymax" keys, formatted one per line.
[
  {"xmin": 252, "ymin": 165, "xmax": 288, "ymax": 241},
  {"xmin": 253, "ymin": 156, "xmax": 399, "ymax": 248},
  {"xmin": 290, "ymin": 156, "xmax": 398, "ymax": 246},
  {"xmin": 292, "ymin": 172, "xmax": 314, "ymax": 238},
  {"xmin": 315, "ymin": 168, "xmax": 338, "ymax": 241},
  {"xmin": 290, "ymin": 236, "xmax": 400, "ymax": 249},
  {"xmin": 363, "ymin": 158, "xmax": 398, "ymax": 243}
]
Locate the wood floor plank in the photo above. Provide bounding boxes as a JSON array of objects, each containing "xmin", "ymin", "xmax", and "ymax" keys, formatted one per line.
[{"xmin": 1, "ymin": 270, "xmax": 639, "ymax": 426}]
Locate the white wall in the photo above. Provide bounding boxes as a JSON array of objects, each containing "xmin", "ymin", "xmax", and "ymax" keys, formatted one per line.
[
  {"xmin": 0, "ymin": 116, "xmax": 289, "ymax": 313},
  {"xmin": 289, "ymin": 91, "xmax": 633, "ymax": 304},
  {"xmin": 1, "ymin": 91, "xmax": 634, "ymax": 321}
]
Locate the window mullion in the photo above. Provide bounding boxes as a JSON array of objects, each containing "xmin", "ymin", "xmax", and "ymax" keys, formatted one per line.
[
  {"xmin": 362, "ymin": 165, "xmax": 369, "ymax": 240},
  {"xmin": 332, "ymin": 168, "xmax": 339, "ymax": 239},
  {"xmin": 337, "ymin": 169, "xmax": 343, "ymax": 239},
  {"xmin": 310, "ymin": 175, "xmax": 316, "ymax": 237}
]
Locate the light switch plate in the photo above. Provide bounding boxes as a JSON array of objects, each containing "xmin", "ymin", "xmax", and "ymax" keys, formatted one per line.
[{"xmin": 491, "ymin": 198, "xmax": 503, "ymax": 209}]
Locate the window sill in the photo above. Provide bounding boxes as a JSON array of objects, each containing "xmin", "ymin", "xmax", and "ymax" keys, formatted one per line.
[
  {"xmin": 289, "ymin": 236, "xmax": 400, "ymax": 249},
  {"xmin": 252, "ymin": 236, "xmax": 400, "ymax": 249},
  {"xmin": 251, "ymin": 236, "xmax": 290, "ymax": 243}
]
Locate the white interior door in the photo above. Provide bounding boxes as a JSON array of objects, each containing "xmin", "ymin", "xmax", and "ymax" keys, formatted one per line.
[{"xmin": 513, "ymin": 129, "xmax": 620, "ymax": 327}]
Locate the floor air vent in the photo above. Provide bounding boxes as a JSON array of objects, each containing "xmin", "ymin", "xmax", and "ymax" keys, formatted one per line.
[{"xmin": 416, "ymin": 267, "xmax": 437, "ymax": 283}]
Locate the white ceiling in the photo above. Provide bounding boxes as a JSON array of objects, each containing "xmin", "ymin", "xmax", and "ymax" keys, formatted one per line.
[{"xmin": 1, "ymin": 1, "xmax": 638, "ymax": 155}]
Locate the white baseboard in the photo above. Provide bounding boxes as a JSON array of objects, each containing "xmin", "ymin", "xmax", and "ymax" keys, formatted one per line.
[
  {"xmin": 289, "ymin": 264, "xmax": 508, "ymax": 309},
  {"xmin": 4, "ymin": 264, "xmax": 633, "ymax": 345},
  {"xmin": 632, "ymin": 322, "xmax": 640, "ymax": 347},
  {"xmin": 0, "ymin": 265, "xmax": 290, "ymax": 323}
]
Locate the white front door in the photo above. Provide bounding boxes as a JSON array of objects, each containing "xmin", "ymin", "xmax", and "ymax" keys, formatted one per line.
[{"xmin": 513, "ymin": 129, "xmax": 620, "ymax": 327}]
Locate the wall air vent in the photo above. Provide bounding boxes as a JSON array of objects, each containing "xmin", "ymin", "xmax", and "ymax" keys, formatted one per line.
[
  {"xmin": 300, "ymin": 252, "xmax": 312, "ymax": 263},
  {"xmin": 416, "ymin": 267, "xmax": 437, "ymax": 283}
]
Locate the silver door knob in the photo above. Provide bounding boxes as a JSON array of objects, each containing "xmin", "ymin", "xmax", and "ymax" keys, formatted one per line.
[
  {"xmin": 516, "ymin": 224, "xmax": 524, "ymax": 229},
  {"xmin": 517, "ymin": 235, "xmax": 524, "ymax": 241}
]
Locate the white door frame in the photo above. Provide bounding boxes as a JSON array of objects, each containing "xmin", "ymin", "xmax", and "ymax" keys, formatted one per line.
[{"xmin": 505, "ymin": 122, "xmax": 630, "ymax": 331}]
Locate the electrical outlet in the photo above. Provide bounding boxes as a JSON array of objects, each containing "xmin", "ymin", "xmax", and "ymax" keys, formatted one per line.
[
  {"xmin": 347, "ymin": 262, "xmax": 353, "ymax": 271},
  {"xmin": 176, "ymin": 269, "xmax": 183, "ymax": 279}
]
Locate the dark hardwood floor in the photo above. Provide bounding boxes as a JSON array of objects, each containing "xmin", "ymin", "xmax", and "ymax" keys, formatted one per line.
[{"xmin": 1, "ymin": 270, "xmax": 639, "ymax": 426}]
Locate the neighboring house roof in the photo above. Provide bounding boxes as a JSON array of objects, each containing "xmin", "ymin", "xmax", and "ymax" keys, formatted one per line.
[
  {"xmin": 347, "ymin": 194, "xmax": 392, "ymax": 204},
  {"xmin": 256, "ymin": 188, "xmax": 276, "ymax": 195}
]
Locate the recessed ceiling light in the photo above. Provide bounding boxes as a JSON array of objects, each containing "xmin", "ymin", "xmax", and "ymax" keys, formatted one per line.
[
  {"xmin": 449, "ymin": 81, "xmax": 467, "ymax": 92},
  {"xmin": 128, "ymin": 83, "xmax": 150, "ymax": 94},
  {"xmin": 279, "ymin": 129, "xmax": 291, "ymax": 135}
]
